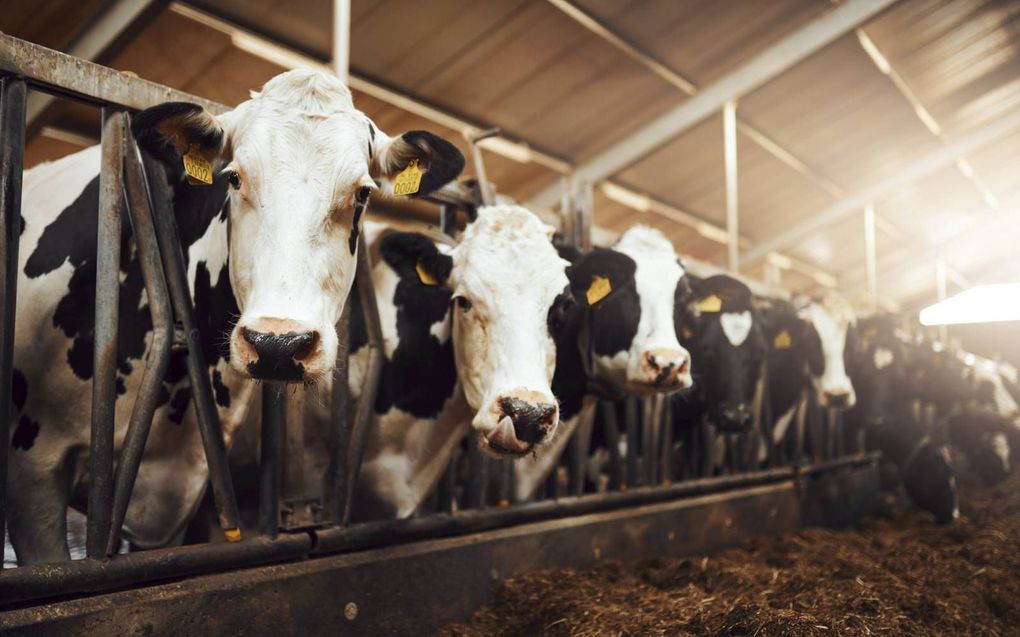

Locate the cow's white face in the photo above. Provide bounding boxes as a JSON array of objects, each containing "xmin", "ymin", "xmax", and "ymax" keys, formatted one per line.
[
  {"xmin": 601, "ymin": 226, "xmax": 692, "ymax": 394},
  {"xmin": 132, "ymin": 69, "xmax": 463, "ymax": 383},
  {"xmin": 448, "ymin": 206, "xmax": 570, "ymax": 456},
  {"xmin": 799, "ymin": 300, "xmax": 856, "ymax": 408}
]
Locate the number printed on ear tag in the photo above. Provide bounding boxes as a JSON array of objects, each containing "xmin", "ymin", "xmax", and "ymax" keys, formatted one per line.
[
  {"xmin": 586, "ymin": 275, "xmax": 612, "ymax": 306},
  {"xmin": 182, "ymin": 146, "xmax": 213, "ymax": 186},
  {"xmin": 393, "ymin": 160, "xmax": 423, "ymax": 197}
]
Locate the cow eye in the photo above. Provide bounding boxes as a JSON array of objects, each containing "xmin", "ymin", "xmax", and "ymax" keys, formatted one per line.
[
  {"xmin": 226, "ymin": 170, "xmax": 241, "ymax": 190},
  {"xmin": 454, "ymin": 296, "xmax": 472, "ymax": 311}
]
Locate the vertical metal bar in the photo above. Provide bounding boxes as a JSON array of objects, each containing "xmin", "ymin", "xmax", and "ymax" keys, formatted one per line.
[
  {"xmin": 659, "ymin": 397, "xmax": 673, "ymax": 484},
  {"xmin": 438, "ymin": 204, "xmax": 457, "ymax": 237},
  {"xmin": 259, "ymin": 383, "xmax": 284, "ymax": 538},
  {"xmin": 467, "ymin": 130, "xmax": 497, "ymax": 207},
  {"xmin": 324, "ymin": 300, "xmax": 351, "ymax": 523},
  {"xmin": 106, "ymin": 126, "xmax": 173, "ymax": 555},
  {"xmin": 543, "ymin": 459, "xmax": 559, "ymax": 500},
  {"xmin": 0, "ymin": 77, "xmax": 26, "ymax": 566},
  {"xmin": 496, "ymin": 459, "xmax": 512, "ymax": 506},
  {"xmin": 341, "ymin": 235, "xmax": 385, "ymax": 525},
  {"xmin": 576, "ymin": 179, "xmax": 593, "ymax": 251},
  {"xmin": 560, "ymin": 176, "xmax": 574, "ymax": 245},
  {"xmin": 624, "ymin": 397, "xmax": 640, "ymax": 486},
  {"xmin": 467, "ymin": 445, "xmax": 490, "ymax": 508},
  {"xmin": 143, "ymin": 154, "xmax": 242, "ymax": 540},
  {"xmin": 436, "ymin": 458, "xmax": 457, "ymax": 513},
  {"xmin": 864, "ymin": 203, "xmax": 877, "ymax": 312},
  {"xmin": 599, "ymin": 400, "xmax": 625, "ymax": 491},
  {"xmin": 87, "ymin": 108, "xmax": 125, "ymax": 559},
  {"xmin": 332, "ymin": 0, "xmax": 351, "ymax": 82},
  {"xmin": 723, "ymin": 100, "xmax": 739, "ymax": 273}
]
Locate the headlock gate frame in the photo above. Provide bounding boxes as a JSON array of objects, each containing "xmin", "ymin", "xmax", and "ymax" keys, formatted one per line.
[{"xmin": 0, "ymin": 34, "xmax": 882, "ymax": 635}]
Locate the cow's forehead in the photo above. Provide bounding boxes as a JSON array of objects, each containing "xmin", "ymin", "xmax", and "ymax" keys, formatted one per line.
[
  {"xmin": 451, "ymin": 205, "xmax": 565, "ymax": 300},
  {"xmin": 613, "ymin": 226, "xmax": 684, "ymax": 275}
]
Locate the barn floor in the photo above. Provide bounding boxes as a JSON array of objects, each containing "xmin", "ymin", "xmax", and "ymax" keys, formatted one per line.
[{"xmin": 441, "ymin": 470, "xmax": 1020, "ymax": 637}]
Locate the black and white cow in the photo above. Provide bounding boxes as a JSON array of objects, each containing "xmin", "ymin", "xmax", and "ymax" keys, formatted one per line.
[
  {"xmin": 797, "ymin": 293, "xmax": 858, "ymax": 409},
  {"xmin": 846, "ymin": 315, "xmax": 959, "ymax": 523},
  {"xmin": 8, "ymin": 69, "xmax": 464, "ymax": 564},
  {"xmin": 348, "ymin": 206, "xmax": 573, "ymax": 519},
  {"xmin": 512, "ymin": 225, "xmax": 694, "ymax": 501},
  {"xmin": 674, "ymin": 275, "xmax": 766, "ymax": 433}
]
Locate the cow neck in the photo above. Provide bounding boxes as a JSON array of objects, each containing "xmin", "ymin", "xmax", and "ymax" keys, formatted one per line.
[{"xmin": 577, "ymin": 275, "xmax": 637, "ymax": 401}]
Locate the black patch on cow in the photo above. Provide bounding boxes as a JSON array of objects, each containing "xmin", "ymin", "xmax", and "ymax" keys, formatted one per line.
[
  {"xmin": 169, "ymin": 386, "xmax": 192, "ymax": 424},
  {"xmin": 349, "ymin": 201, "xmax": 366, "ymax": 255},
  {"xmin": 758, "ymin": 300, "xmax": 820, "ymax": 428},
  {"xmin": 11, "ymin": 414, "xmax": 40, "ymax": 450},
  {"xmin": 25, "ymin": 152, "xmax": 234, "ymax": 422},
  {"xmin": 566, "ymin": 248, "xmax": 639, "ymax": 358},
  {"xmin": 213, "ymin": 369, "xmax": 230, "ymax": 408},
  {"xmin": 366, "ymin": 120, "xmax": 376, "ymax": 158},
  {"xmin": 131, "ymin": 102, "xmax": 224, "ymax": 166},
  {"xmin": 550, "ymin": 284, "xmax": 586, "ymax": 421},
  {"xmin": 354, "ymin": 231, "xmax": 456, "ymax": 418},
  {"xmin": 11, "ymin": 368, "xmax": 27, "ymax": 412},
  {"xmin": 397, "ymin": 131, "xmax": 465, "ymax": 197},
  {"xmin": 19, "ymin": 215, "xmax": 25, "ymax": 237}
]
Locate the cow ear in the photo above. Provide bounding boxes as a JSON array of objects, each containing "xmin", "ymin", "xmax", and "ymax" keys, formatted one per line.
[
  {"xmin": 131, "ymin": 102, "xmax": 228, "ymax": 167},
  {"xmin": 378, "ymin": 231, "xmax": 453, "ymax": 286},
  {"xmin": 372, "ymin": 130, "xmax": 465, "ymax": 197}
]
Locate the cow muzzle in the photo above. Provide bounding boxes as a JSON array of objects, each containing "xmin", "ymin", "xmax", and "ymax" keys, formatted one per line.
[
  {"xmin": 234, "ymin": 317, "xmax": 322, "ymax": 382},
  {"xmin": 712, "ymin": 403, "xmax": 754, "ymax": 432},
  {"xmin": 631, "ymin": 348, "xmax": 692, "ymax": 393},
  {"xmin": 480, "ymin": 389, "xmax": 558, "ymax": 457},
  {"xmin": 820, "ymin": 389, "xmax": 854, "ymax": 409}
]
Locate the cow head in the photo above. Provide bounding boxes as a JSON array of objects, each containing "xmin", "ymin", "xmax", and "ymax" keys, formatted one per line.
[
  {"xmin": 407, "ymin": 206, "xmax": 572, "ymax": 456},
  {"xmin": 797, "ymin": 293, "xmax": 857, "ymax": 409},
  {"xmin": 902, "ymin": 442, "xmax": 959, "ymax": 524},
  {"xmin": 677, "ymin": 275, "xmax": 766, "ymax": 432},
  {"xmin": 848, "ymin": 314, "xmax": 907, "ymax": 427},
  {"xmin": 568, "ymin": 226, "xmax": 692, "ymax": 396},
  {"xmin": 132, "ymin": 69, "xmax": 463, "ymax": 384}
]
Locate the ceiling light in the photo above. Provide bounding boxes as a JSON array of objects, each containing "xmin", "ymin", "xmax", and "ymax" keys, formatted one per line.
[{"xmin": 919, "ymin": 283, "xmax": 1020, "ymax": 326}]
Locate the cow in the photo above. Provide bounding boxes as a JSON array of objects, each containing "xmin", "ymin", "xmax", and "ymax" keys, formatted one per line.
[
  {"xmin": 348, "ymin": 206, "xmax": 574, "ymax": 519},
  {"xmin": 7, "ymin": 68, "xmax": 464, "ymax": 565},
  {"xmin": 845, "ymin": 315, "xmax": 959, "ymax": 523},
  {"xmin": 797, "ymin": 293, "xmax": 858, "ymax": 409},
  {"xmin": 512, "ymin": 225, "xmax": 694, "ymax": 501}
]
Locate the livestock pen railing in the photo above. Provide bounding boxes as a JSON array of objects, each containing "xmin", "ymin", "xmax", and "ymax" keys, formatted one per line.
[{"xmin": 0, "ymin": 33, "xmax": 879, "ymax": 619}]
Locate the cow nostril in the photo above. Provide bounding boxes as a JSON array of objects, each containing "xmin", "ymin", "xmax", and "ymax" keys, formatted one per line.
[
  {"xmin": 499, "ymin": 396, "xmax": 557, "ymax": 444},
  {"xmin": 291, "ymin": 331, "xmax": 318, "ymax": 362}
]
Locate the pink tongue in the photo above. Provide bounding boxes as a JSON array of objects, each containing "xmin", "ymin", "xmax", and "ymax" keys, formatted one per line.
[{"xmin": 488, "ymin": 416, "xmax": 530, "ymax": 453}]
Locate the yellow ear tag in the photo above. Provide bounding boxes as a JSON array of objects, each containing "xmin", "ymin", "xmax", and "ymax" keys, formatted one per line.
[
  {"xmin": 415, "ymin": 261, "xmax": 438, "ymax": 286},
  {"xmin": 773, "ymin": 329, "xmax": 792, "ymax": 350},
  {"xmin": 586, "ymin": 275, "xmax": 612, "ymax": 306},
  {"xmin": 864, "ymin": 327, "xmax": 878, "ymax": 339},
  {"xmin": 392, "ymin": 159, "xmax": 423, "ymax": 197},
  {"xmin": 696, "ymin": 294, "xmax": 722, "ymax": 313},
  {"xmin": 681, "ymin": 326, "xmax": 693, "ymax": 340},
  {"xmin": 182, "ymin": 145, "xmax": 213, "ymax": 186}
]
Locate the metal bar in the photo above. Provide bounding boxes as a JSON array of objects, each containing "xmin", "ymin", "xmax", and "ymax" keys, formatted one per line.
[
  {"xmin": 0, "ymin": 33, "xmax": 226, "ymax": 114},
  {"xmin": 467, "ymin": 445, "xmax": 490, "ymax": 508},
  {"xmin": 659, "ymin": 397, "xmax": 673, "ymax": 484},
  {"xmin": 599, "ymin": 400, "xmax": 625, "ymax": 491},
  {"xmin": 528, "ymin": 0, "xmax": 899, "ymax": 208},
  {"xmin": 624, "ymin": 398, "xmax": 640, "ymax": 486},
  {"xmin": 106, "ymin": 122, "xmax": 174, "ymax": 556},
  {"xmin": 436, "ymin": 459, "xmax": 457, "ymax": 514},
  {"xmin": 332, "ymin": 0, "xmax": 350, "ymax": 82},
  {"xmin": 496, "ymin": 459, "xmax": 512, "ymax": 507},
  {"xmin": 864, "ymin": 203, "xmax": 878, "ymax": 312},
  {"xmin": 0, "ymin": 77, "xmax": 26, "ymax": 568},
  {"xmin": 467, "ymin": 129, "xmax": 498, "ymax": 207},
  {"xmin": 144, "ymin": 154, "xmax": 242, "ymax": 539},
  {"xmin": 341, "ymin": 234, "xmax": 385, "ymax": 524},
  {"xmin": 260, "ymin": 384, "xmax": 284, "ymax": 538},
  {"xmin": 743, "ymin": 102, "xmax": 1020, "ymax": 266},
  {"xmin": 324, "ymin": 300, "xmax": 352, "ymax": 523},
  {"xmin": 86, "ymin": 109, "xmax": 125, "ymax": 559},
  {"xmin": 724, "ymin": 100, "xmax": 739, "ymax": 273}
]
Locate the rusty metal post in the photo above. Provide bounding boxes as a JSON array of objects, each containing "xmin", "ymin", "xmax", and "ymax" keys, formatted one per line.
[
  {"xmin": 324, "ymin": 300, "xmax": 351, "ymax": 523},
  {"xmin": 0, "ymin": 77, "xmax": 26, "ymax": 565},
  {"xmin": 106, "ymin": 125, "xmax": 174, "ymax": 556},
  {"xmin": 86, "ymin": 108, "xmax": 125, "ymax": 559},
  {"xmin": 260, "ymin": 384, "xmax": 284, "ymax": 538},
  {"xmin": 341, "ymin": 233, "xmax": 385, "ymax": 525},
  {"xmin": 143, "ymin": 154, "xmax": 241, "ymax": 540}
]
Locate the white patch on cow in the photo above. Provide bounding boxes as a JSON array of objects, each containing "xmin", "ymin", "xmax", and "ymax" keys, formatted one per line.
[
  {"xmin": 799, "ymin": 294, "xmax": 856, "ymax": 407},
  {"xmin": 873, "ymin": 347, "xmax": 894, "ymax": 371},
  {"xmin": 993, "ymin": 433, "xmax": 1010, "ymax": 471},
  {"xmin": 972, "ymin": 361, "xmax": 1019, "ymax": 418},
  {"xmin": 429, "ymin": 318, "xmax": 450, "ymax": 343},
  {"xmin": 607, "ymin": 226, "xmax": 691, "ymax": 393},
  {"xmin": 720, "ymin": 310, "xmax": 753, "ymax": 347},
  {"xmin": 448, "ymin": 205, "xmax": 569, "ymax": 438}
]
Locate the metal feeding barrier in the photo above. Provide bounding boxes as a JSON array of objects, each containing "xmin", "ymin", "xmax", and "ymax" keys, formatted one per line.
[{"xmin": 0, "ymin": 34, "xmax": 880, "ymax": 633}]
